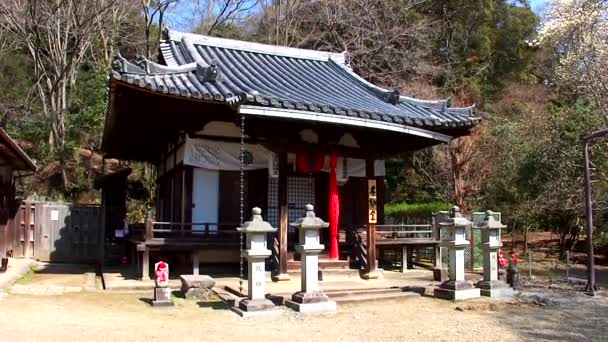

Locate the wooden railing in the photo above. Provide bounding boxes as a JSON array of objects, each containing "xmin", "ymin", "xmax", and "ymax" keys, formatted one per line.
[
  {"xmin": 132, "ymin": 219, "xmax": 241, "ymax": 241},
  {"xmin": 375, "ymin": 224, "xmax": 435, "ymax": 241}
]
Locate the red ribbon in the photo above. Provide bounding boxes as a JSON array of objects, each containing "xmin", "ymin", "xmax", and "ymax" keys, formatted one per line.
[{"xmin": 329, "ymin": 152, "xmax": 340, "ymax": 259}]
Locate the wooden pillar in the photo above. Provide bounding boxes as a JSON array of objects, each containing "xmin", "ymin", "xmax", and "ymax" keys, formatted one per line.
[
  {"xmin": 274, "ymin": 149, "xmax": 291, "ymax": 281},
  {"xmin": 434, "ymin": 245, "xmax": 442, "ymax": 267},
  {"xmin": 362, "ymin": 158, "xmax": 380, "ymax": 279},
  {"xmin": 141, "ymin": 248, "xmax": 150, "ymax": 281},
  {"xmin": 145, "ymin": 215, "xmax": 153, "ymax": 241},
  {"xmin": 192, "ymin": 252, "xmax": 200, "ymax": 275},
  {"xmin": 402, "ymin": 246, "xmax": 409, "ymax": 272}
]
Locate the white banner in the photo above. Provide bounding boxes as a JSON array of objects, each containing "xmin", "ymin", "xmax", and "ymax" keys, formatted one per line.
[
  {"xmin": 183, "ymin": 137, "xmax": 270, "ymax": 170},
  {"xmin": 183, "ymin": 136, "xmax": 385, "ymax": 176}
]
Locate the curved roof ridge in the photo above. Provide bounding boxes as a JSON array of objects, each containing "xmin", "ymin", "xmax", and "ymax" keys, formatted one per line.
[
  {"xmin": 112, "ymin": 53, "xmax": 198, "ymax": 75},
  {"xmin": 330, "ymin": 59, "xmax": 476, "ymax": 113},
  {"xmin": 329, "ymin": 58, "xmax": 392, "ymax": 95},
  {"xmin": 165, "ymin": 29, "xmax": 347, "ymax": 64},
  {"xmin": 399, "ymin": 96, "xmax": 449, "ymax": 110}
]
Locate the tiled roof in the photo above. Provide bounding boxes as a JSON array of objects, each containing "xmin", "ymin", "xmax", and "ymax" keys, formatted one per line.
[{"xmin": 110, "ymin": 30, "xmax": 480, "ymax": 130}]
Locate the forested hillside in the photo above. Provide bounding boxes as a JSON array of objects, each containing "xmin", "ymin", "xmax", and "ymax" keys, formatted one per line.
[{"xmin": 0, "ymin": 0, "xmax": 606, "ymax": 248}]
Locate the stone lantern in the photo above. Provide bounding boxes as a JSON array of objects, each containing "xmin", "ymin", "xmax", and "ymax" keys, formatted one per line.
[
  {"xmin": 434, "ymin": 206, "xmax": 480, "ymax": 300},
  {"xmin": 474, "ymin": 211, "xmax": 513, "ymax": 297},
  {"xmin": 285, "ymin": 204, "xmax": 337, "ymax": 313},
  {"xmin": 231, "ymin": 207, "xmax": 280, "ymax": 317}
]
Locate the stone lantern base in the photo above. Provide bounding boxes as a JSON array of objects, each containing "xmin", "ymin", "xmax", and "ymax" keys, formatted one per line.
[
  {"xmin": 434, "ymin": 280, "xmax": 480, "ymax": 301},
  {"xmin": 285, "ymin": 291, "xmax": 337, "ymax": 313},
  {"xmin": 476, "ymin": 280, "xmax": 514, "ymax": 297},
  {"xmin": 230, "ymin": 298, "xmax": 282, "ymax": 318}
]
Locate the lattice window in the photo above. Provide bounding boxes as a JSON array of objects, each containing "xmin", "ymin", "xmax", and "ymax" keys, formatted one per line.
[
  {"xmin": 266, "ymin": 175, "xmax": 315, "ymax": 230},
  {"xmin": 287, "ymin": 176, "xmax": 315, "ymax": 232},
  {"xmin": 267, "ymin": 177, "xmax": 279, "ymax": 228}
]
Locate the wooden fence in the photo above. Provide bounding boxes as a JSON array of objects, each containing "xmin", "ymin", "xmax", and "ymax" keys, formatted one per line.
[{"xmin": 0, "ymin": 201, "xmax": 102, "ymax": 263}]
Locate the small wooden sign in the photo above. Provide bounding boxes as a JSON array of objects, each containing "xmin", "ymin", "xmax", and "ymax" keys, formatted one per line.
[{"xmin": 368, "ymin": 179, "xmax": 377, "ymax": 224}]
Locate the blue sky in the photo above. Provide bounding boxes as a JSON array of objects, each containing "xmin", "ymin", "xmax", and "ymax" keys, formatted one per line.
[
  {"xmin": 167, "ymin": 0, "xmax": 550, "ymax": 32},
  {"xmin": 530, "ymin": 0, "xmax": 548, "ymax": 14}
]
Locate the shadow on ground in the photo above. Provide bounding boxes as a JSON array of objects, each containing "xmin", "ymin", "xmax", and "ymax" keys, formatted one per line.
[
  {"xmin": 496, "ymin": 296, "xmax": 608, "ymax": 341},
  {"xmin": 197, "ymin": 301, "xmax": 231, "ymax": 310},
  {"xmin": 34, "ymin": 263, "xmax": 93, "ymax": 275},
  {"xmin": 138, "ymin": 297, "xmax": 154, "ymax": 306}
]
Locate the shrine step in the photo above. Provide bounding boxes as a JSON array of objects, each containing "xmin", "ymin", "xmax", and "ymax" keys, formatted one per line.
[
  {"xmin": 287, "ymin": 259, "xmax": 350, "ymax": 272},
  {"xmin": 325, "ymin": 286, "xmax": 424, "ymax": 297},
  {"xmin": 327, "ymin": 287, "xmax": 422, "ymax": 304},
  {"xmin": 213, "ymin": 287, "xmax": 244, "ymax": 307}
]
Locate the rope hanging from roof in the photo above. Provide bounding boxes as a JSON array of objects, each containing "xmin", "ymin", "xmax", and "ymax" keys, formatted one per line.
[{"xmin": 239, "ymin": 113, "xmax": 246, "ymax": 294}]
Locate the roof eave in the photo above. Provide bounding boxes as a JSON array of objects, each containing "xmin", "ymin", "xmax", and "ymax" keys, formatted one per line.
[{"xmin": 0, "ymin": 128, "xmax": 37, "ymax": 172}]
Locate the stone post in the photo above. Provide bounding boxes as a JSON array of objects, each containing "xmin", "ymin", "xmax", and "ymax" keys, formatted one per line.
[
  {"xmin": 434, "ymin": 206, "xmax": 480, "ymax": 301},
  {"xmin": 286, "ymin": 204, "xmax": 337, "ymax": 313},
  {"xmin": 474, "ymin": 211, "xmax": 513, "ymax": 297},
  {"xmin": 231, "ymin": 208, "xmax": 280, "ymax": 318}
]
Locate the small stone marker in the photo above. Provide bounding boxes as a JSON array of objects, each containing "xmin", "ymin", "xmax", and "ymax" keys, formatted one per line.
[
  {"xmin": 433, "ymin": 206, "xmax": 481, "ymax": 301},
  {"xmin": 231, "ymin": 207, "xmax": 281, "ymax": 318},
  {"xmin": 285, "ymin": 204, "xmax": 337, "ymax": 313},
  {"xmin": 180, "ymin": 275, "xmax": 215, "ymax": 300},
  {"xmin": 474, "ymin": 211, "xmax": 513, "ymax": 297},
  {"xmin": 152, "ymin": 261, "xmax": 174, "ymax": 307}
]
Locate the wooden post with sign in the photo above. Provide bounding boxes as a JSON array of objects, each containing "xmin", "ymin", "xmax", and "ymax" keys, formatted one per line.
[
  {"xmin": 273, "ymin": 148, "xmax": 290, "ymax": 281},
  {"xmin": 363, "ymin": 158, "xmax": 379, "ymax": 279}
]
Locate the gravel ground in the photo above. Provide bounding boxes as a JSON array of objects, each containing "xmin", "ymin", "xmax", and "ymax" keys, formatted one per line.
[
  {"xmin": 2, "ymin": 259, "xmax": 608, "ymax": 342},
  {"xmin": 0, "ymin": 292, "xmax": 518, "ymax": 342},
  {"xmin": 0, "ymin": 289, "xmax": 606, "ymax": 342}
]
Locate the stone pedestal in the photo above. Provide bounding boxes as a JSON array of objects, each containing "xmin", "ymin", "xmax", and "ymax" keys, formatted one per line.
[
  {"xmin": 153, "ymin": 287, "xmax": 174, "ymax": 307},
  {"xmin": 434, "ymin": 207, "xmax": 480, "ymax": 301},
  {"xmin": 507, "ymin": 265, "xmax": 521, "ymax": 290},
  {"xmin": 180, "ymin": 275, "xmax": 215, "ymax": 300},
  {"xmin": 285, "ymin": 205, "xmax": 336, "ymax": 313},
  {"xmin": 231, "ymin": 208, "xmax": 281, "ymax": 318},
  {"xmin": 474, "ymin": 211, "xmax": 513, "ymax": 297},
  {"xmin": 0, "ymin": 258, "xmax": 8, "ymax": 273}
]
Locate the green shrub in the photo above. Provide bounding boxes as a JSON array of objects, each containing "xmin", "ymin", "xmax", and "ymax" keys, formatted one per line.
[{"xmin": 384, "ymin": 201, "xmax": 452, "ymax": 219}]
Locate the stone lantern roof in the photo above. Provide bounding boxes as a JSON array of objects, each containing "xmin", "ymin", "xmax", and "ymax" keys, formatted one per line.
[
  {"xmin": 440, "ymin": 206, "xmax": 472, "ymax": 228},
  {"xmin": 480, "ymin": 210, "xmax": 507, "ymax": 230},
  {"xmin": 237, "ymin": 207, "xmax": 277, "ymax": 233},
  {"xmin": 290, "ymin": 204, "xmax": 329, "ymax": 229}
]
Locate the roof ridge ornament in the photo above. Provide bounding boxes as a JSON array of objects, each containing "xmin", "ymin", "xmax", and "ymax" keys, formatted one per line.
[
  {"xmin": 343, "ymin": 51, "xmax": 352, "ymax": 68},
  {"xmin": 162, "ymin": 26, "xmax": 171, "ymax": 41},
  {"xmin": 385, "ymin": 89, "xmax": 400, "ymax": 105},
  {"xmin": 134, "ymin": 55, "xmax": 150, "ymax": 74},
  {"xmin": 197, "ymin": 62, "xmax": 221, "ymax": 82},
  {"xmin": 111, "ymin": 51, "xmax": 127, "ymax": 73}
]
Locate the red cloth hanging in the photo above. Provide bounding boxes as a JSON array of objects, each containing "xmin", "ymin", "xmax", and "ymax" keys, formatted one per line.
[{"xmin": 329, "ymin": 152, "xmax": 340, "ymax": 260}]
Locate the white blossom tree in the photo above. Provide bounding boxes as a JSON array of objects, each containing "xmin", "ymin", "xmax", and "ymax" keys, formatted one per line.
[{"xmin": 537, "ymin": 0, "xmax": 608, "ymax": 118}]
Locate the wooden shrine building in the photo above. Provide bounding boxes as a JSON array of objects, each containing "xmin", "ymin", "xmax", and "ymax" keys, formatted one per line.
[
  {"xmin": 0, "ymin": 128, "xmax": 37, "ymax": 266},
  {"xmin": 102, "ymin": 30, "xmax": 480, "ymax": 280}
]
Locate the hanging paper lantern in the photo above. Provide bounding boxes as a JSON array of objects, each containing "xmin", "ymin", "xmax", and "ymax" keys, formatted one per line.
[{"xmin": 296, "ymin": 150, "xmax": 324, "ymax": 173}]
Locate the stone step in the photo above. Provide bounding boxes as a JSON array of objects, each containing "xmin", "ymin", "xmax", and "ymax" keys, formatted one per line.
[
  {"xmin": 287, "ymin": 260, "xmax": 350, "ymax": 272},
  {"xmin": 213, "ymin": 287, "xmax": 242, "ymax": 307},
  {"xmin": 324, "ymin": 286, "xmax": 425, "ymax": 298},
  {"xmin": 330, "ymin": 290, "xmax": 421, "ymax": 304}
]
